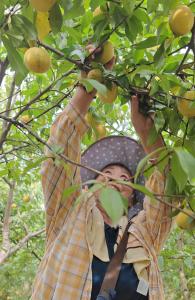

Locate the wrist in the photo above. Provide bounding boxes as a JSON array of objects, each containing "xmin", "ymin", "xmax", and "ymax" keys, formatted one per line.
[
  {"xmin": 141, "ymin": 134, "xmax": 165, "ymax": 155},
  {"xmin": 76, "ymin": 85, "xmax": 96, "ymax": 100},
  {"xmin": 71, "ymin": 86, "xmax": 96, "ymax": 116}
]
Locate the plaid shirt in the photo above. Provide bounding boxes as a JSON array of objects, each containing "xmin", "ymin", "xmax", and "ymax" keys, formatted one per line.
[{"xmin": 31, "ymin": 103, "xmax": 172, "ymax": 300}]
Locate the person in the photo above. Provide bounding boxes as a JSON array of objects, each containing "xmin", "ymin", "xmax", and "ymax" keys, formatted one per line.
[{"xmin": 31, "ymin": 47, "xmax": 172, "ymax": 300}]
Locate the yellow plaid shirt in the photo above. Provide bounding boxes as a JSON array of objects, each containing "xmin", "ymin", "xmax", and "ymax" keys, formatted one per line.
[{"xmin": 31, "ymin": 103, "xmax": 172, "ymax": 300}]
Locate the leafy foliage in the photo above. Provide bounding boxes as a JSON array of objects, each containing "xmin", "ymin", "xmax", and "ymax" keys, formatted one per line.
[{"xmin": 0, "ymin": 0, "xmax": 195, "ymax": 298}]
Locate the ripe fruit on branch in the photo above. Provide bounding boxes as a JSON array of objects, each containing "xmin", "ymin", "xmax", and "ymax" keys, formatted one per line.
[
  {"xmin": 175, "ymin": 209, "xmax": 195, "ymax": 230},
  {"xmin": 30, "ymin": 0, "xmax": 56, "ymax": 12},
  {"xmin": 177, "ymin": 90, "xmax": 195, "ymax": 118},
  {"xmin": 11, "ymin": 203, "xmax": 17, "ymax": 209},
  {"xmin": 93, "ymin": 6, "xmax": 108, "ymax": 17},
  {"xmin": 93, "ymin": 7, "xmax": 102, "ymax": 17},
  {"xmin": 169, "ymin": 5, "xmax": 194, "ymax": 36},
  {"xmin": 23, "ymin": 194, "xmax": 30, "ymax": 203},
  {"xmin": 24, "ymin": 47, "xmax": 51, "ymax": 73},
  {"xmin": 95, "ymin": 123, "xmax": 107, "ymax": 139},
  {"xmin": 36, "ymin": 12, "xmax": 51, "ymax": 41},
  {"xmin": 98, "ymin": 83, "xmax": 118, "ymax": 104},
  {"xmin": 85, "ymin": 112, "xmax": 98, "ymax": 128},
  {"xmin": 95, "ymin": 41, "xmax": 114, "ymax": 65},
  {"xmin": 20, "ymin": 115, "xmax": 31, "ymax": 123},
  {"xmin": 87, "ymin": 69, "xmax": 103, "ymax": 83}
]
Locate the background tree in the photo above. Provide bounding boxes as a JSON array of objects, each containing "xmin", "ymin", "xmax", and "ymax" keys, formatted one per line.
[{"xmin": 0, "ymin": 0, "xmax": 195, "ymax": 299}]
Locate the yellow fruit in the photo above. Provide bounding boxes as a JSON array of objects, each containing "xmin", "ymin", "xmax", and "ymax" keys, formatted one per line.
[
  {"xmin": 11, "ymin": 203, "xmax": 17, "ymax": 209},
  {"xmin": 95, "ymin": 124, "xmax": 107, "ymax": 139},
  {"xmin": 95, "ymin": 41, "xmax": 114, "ymax": 64},
  {"xmin": 175, "ymin": 209, "xmax": 195, "ymax": 230},
  {"xmin": 23, "ymin": 194, "xmax": 30, "ymax": 203},
  {"xmin": 177, "ymin": 90, "xmax": 195, "ymax": 118},
  {"xmin": 93, "ymin": 6, "xmax": 102, "ymax": 17},
  {"xmin": 36, "ymin": 12, "xmax": 51, "ymax": 41},
  {"xmin": 169, "ymin": 5, "xmax": 194, "ymax": 36},
  {"xmin": 24, "ymin": 47, "xmax": 51, "ymax": 73},
  {"xmin": 20, "ymin": 115, "xmax": 31, "ymax": 123},
  {"xmin": 30, "ymin": 0, "xmax": 56, "ymax": 12},
  {"xmin": 87, "ymin": 69, "xmax": 103, "ymax": 82},
  {"xmin": 170, "ymin": 86, "xmax": 181, "ymax": 96},
  {"xmin": 85, "ymin": 112, "xmax": 98, "ymax": 127},
  {"xmin": 98, "ymin": 83, "xmax": 118, "ymax": 104}
]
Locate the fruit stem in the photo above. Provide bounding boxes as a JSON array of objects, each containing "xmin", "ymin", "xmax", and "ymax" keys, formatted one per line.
[{"xmin": 37, "ymin": 40, "xmax": 90, "ymax": 71}]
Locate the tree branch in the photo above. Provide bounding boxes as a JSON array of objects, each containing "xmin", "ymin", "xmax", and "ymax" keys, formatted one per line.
[
  {"xmin": 1, "ymin": 181, "xmax": 15, "ymax": 255},
  {"xmin": 177, "ymin": 232, "xmax": 191, "ymax": 300},
  {"xmin": 37, "ymin": 41, "xmax": 86, "ymax": 69},
  {"xmin": 0, "ymin": 228, "xmax": 45, "ymax": 264},
  {"xmin": 0, "ymin": 57, "xmax": 9, "ymax": 86},
  {"xmin": 0, "ymin": 69, "xmax": 75, "ymax": 150},
  {"xmin": 0, "ymin": 75, "xmax": 16, "ymax": 149}
]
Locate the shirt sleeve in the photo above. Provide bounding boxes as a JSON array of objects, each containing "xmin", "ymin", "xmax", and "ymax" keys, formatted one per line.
[
  {"xmin": 41, "ymin": 102, "xmax": 89, "ymax": 239},
  {"xmin": 143, "ymin": 169, "xmax": 173, "ymax": 253}
]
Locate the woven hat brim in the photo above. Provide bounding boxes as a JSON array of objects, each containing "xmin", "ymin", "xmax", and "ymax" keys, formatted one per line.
[{"xmin": 81, "ymin": 135, "xmax": 145, "ymax": 203}]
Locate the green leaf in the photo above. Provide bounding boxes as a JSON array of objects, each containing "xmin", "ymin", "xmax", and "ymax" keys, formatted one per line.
[
  {"xmin": 63, "ymin": 26, "xmax": 82, "ymax": 43},
  {"xmin": 125, "ymin": 15, "xmax": 142, "ymax": 43},
  {"xmin": 134, "ymin": 8, "xmax": 149, "ymax": 24},
  {"xmin": 130, "ymin": 65, "xmax": 155, "ymax": 80},
  {"xmin": 89, "ymin": 182, "xmax": 104, "ymax": 192},
  {"xmin": 63, "ymin": 0, "xmax": 85, "ymax": 19},
  {"xmin": 23, "ymin": 157, "xmax": 46, "ymax": 174},
  {"xmin": 189, "ymin": 197, "xmax": 195, "ymax": 212},
  {"xmin": 135, "ymin": 147, "xmax": 166, "ymax": 182},
  {"xmin": 165, "ymin": 173, "xmax": 178, "ymax": 197},
  {"xmin": 2, "ymin": 36, "xmax": 28, "ymax": 83},
  {"xmin": 149, "ymin": 79, "xmax": 159, "ymax": 96},
  {"xmin": 93, "ymin": 19, "xmax": 109, "ymax": 41},
  {"xmin": 135, "ymin": 36, "xmax": 166, "ymax": 49},
  {"xmin": 158, "ymin": 75, "xmax": 170, "ymax": 93},
  {"xmin": 100, "ymin": 187, "xmax": 125, "ymax": 223},
  {"xmin": 168, "ymin": 110, "xmax": 181, "ymax": 135},
  {"xmin": 11, "ymin": 14, "xmax": 37, "ymax": 40},
  {"xmin": 147, "ymin": 126, "xmax": 159, "ymax": 146},
  {"xmin": 174, "ymin": 148, "xmax": 195, "ymax": 183},
  {"xmin": 70, "ymin": 49, "xmax": 85, "ymax": 63},
  {"xmin": 147, "ymin": 0, "xmax": 159, "ymax": 13},
  {"xmin": 0, "ymin": 1, "xmax": 4, "ymax": 20},
  {"xmin": 130, "ymin": 182, "xmax": 155, "ymax": 199},
  {"xmin": 154, "ymin": 42, "xmax": 166, "ymax": 69},
  {"xmin": 62, "ymin": 184, "xmax": 80, "ymax": 199},
  {"xmin": 0, "ymin": 169, "xmax": 8, "ymax": 177},
  {"xmin": 81, "ymin": 78, "xmax": 107, "ymax": 95},
  {"xmin": 121, "ymin": 0, "xmax": 136, "ymax": 14},
  {"xmin": 49, "ymin": 3, "xmax": 63, "ymax": 34},
  {"xmin": 171, "ymin": 151, "xmax": 188, "ymax": 192},
  {"xmin": 155, "ymin": 111, "xmax": 166, "ymax": 132}
]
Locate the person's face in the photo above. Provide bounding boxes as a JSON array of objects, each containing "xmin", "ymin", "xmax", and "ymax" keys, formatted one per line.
[{"xmin": 96, "ymin": 164, "xmax": 134, "ymax": 208}]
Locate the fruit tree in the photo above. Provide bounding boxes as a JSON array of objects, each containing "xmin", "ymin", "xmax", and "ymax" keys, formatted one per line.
[{"xmin": 0, "ymin": 1, "xmax": 195, "ymax": 299}]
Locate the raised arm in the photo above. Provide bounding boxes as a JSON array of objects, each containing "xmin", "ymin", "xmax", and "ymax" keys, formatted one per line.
[
  {"xmin": 130, "ymin": 95, "xmax": 172, "ymax": 253},
  {"xmin": 130, "ymin": 95, "xmax": 165, "ymax": 156},
  {"xmin": 41, "ymin": 87, "xmax": 94, "ymax": 241},
  {"xmin": 41, "ymin": 43, "xmax": 115, "ymax": 242}
]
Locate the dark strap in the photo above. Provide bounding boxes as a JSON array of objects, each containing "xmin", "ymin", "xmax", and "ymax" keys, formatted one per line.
[{"xmin": 98, "ymin": 203, "xmax": 142, "ymax": 299}]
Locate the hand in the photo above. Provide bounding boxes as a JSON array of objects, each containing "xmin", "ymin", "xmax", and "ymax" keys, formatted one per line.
[
  {"xmin": 130, "ymin": 95, "xmax": 165, "ymax": 155},
  {"xmin": 131, "ymin": 95, "xmax": 154, "ymax": 137},
  {"xmin": 86, "ymin": 44, "xmax": 115, "ymax": 70}
]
